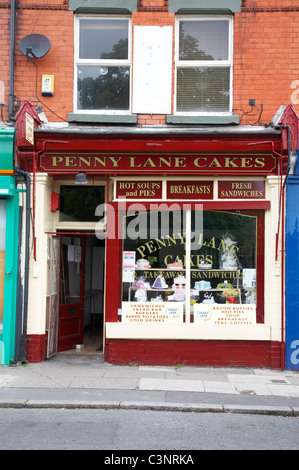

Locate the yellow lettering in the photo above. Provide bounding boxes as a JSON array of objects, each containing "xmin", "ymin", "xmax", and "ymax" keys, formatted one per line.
[
  {"xmin": 78, "ymin": 157, "xmax": 91, "ymax": 167},
  {"xmin": 65, "ymin": 156, "xmax": 76, "ymax": 167},
  {"xmin": 194, "ymin": 157, "xmax": 207, "ymax": 167},
  {"xmin": 51, "ymin": 156, "xmax": 63, "ymax": 167},
  {"xmin": 93, "ymin": 157, "xmax": 107, "ymax": 167},
  {"xmin": 129, "ymin": 157, "xmax": 142, "ymax": 168},
  {"xmin": 145, "ymin": 240, "xmax": 156, "ymax": 254},
  {"xmin": 240, "ymin": 158, "xmax": 253, "ymax": 168},
  {"xmin": 143, "ymin": 157, "xmax": 156, "ymax": 168},
  {"xmin": 209, "ymin": 158, "xmax": 222, "ymax": 168},
  {"xmin": 255, "ymin": 157, "xmax": 265, "ymax": 168},
  {"xmin": 224, "ymin": 157, "xmax": 238, "ymax": 168},
  {"xmin": 158, "ymin": 157, "xmax": 172, "ymax": 168},
  {"xmin": 109, "ymin": 156, "xmax": 122, "ymax": 167},
  {"xmin": 174, "ymin": 157, "xmax": 186, "ymax": 167}
]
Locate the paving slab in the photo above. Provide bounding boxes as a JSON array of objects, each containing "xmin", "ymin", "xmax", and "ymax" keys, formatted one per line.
[
  {"xmin": 234, "ymin": 382, "xmax": 273, "ymax": 396},
  {"xmin": 227, "ymin": 374, "xmax": 291, "ymax": 384},
  {"xmin": 203, "ymin": 381, "xmax": 238, "ymax": 394},
  {"xmin": 139, "ymin": 378, "xmax": 205, "ymax": 392}
]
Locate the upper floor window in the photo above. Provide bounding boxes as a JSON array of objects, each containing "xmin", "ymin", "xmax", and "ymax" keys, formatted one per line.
[
  {"xmin": 75, "ymin": 16, "xmax": 131, "ymax": 114},
  {"xmin": 175, "ymin": 17, "xmax": 233, "ymax": 115}
]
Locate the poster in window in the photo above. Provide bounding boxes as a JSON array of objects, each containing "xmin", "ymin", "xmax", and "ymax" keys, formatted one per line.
[
  {"xmin": 193, "ymin": 304, "xmax": 256, "ymax": 325},
  {"xmin": 122, "ymin": 302, "xmax": 183, "ymax": 324}
]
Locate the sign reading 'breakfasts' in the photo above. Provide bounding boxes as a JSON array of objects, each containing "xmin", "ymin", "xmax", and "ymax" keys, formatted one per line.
[{"xmin": 38, "ymin": 153, "xmax": 277, "ymax": 174}]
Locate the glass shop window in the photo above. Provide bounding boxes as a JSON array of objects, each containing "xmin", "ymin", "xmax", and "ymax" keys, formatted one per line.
[
  {"xmin": 121, "ymin": 209, "xmax": 262, "ymax": 325},
  {"xmin": 59, "ymin": 185, "xmax": 105, "ymax": 222},
  {"xmin": 190, "ymin": 211, "xmax": 258, "ymax": 320}
]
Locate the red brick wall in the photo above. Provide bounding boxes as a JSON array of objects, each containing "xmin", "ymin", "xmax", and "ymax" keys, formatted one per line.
[
  {"xmin": 234, "ymin": 3, "xmax": 299, "ymax": 124},
  {"xmin": 13, "ymin": 0, "xmax": 73, "ymax": 123},
  {"xmin": 106, "ymin": 339, "xmax": 282, "ymax": 369},
  {"xmin": 0, "ymin": 6, "xmax": 12, "ymax": 121},
  {"xmin": 1, "ymin": 1, "xmax": 298, "ymax": 125}
]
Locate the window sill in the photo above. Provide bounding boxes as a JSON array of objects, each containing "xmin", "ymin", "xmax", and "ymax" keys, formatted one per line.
[
  {"xmin": 69, "ymin": 0, "xmax": 137, "ymax": 13},
  {"xmin": 68, "ymin": 113, "xmax": 138, "ymax": 124},
  {"xmin": 166, "ymin": 115, "xmax": 240, "ymax": 125},
  {"xmin": 169, "ymin": 0, "xmax": 241, "ymax": 14}
]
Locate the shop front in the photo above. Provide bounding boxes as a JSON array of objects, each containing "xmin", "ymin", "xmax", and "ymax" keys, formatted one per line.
[
  {"xmin": 0, "ymin": 128, "xmax": 19, "ymax": 365},
  {"xmin": 17, "ymin": 123, "xmax": 288, "ymax": 368}
]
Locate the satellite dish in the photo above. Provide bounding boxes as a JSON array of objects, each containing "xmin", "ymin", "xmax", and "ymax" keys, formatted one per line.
[{"xmin": 19, "ymin": 34, "xmax": 51, "ymax": 59}]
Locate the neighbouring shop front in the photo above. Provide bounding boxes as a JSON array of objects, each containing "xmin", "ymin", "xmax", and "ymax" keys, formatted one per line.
[
  {"xmin": 15, "ymin": 118, "xmax": 291, "ymax": 369},
  {"xmin": 0, "ymin": 128, "xmax": 19, "ymax": 365}
]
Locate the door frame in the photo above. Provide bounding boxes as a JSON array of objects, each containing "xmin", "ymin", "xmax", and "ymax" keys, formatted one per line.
[
  {"xmin": 47, "ymin": 231, "xmax": 106, "ymax": 355},
  {"xmin": 57, "ymin": 234, "xmax": 86, "ymax": 352}
]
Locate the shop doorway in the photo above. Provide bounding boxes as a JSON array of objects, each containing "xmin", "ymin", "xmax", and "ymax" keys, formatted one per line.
[{"xmin": 48, "ymin": 234, "xmax": 105, "ymax": 356}]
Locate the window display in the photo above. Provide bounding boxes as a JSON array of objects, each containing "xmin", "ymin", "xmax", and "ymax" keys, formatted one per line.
[{"xmin": 121, "ymin": 209, "xmax": 262, "ymax": 325}]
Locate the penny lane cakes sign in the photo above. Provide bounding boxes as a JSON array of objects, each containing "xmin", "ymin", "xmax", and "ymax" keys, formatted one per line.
[{"xmin": 38, "ymin": 153, "xmax": 277, "ymax": 175}]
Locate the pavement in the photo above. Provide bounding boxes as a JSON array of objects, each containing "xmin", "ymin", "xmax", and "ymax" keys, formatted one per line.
[{"xmin": 1, "ymin": 353, "xmax": 299, "ymax": 416}]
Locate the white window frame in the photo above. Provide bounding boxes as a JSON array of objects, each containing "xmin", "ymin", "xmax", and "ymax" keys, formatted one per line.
[
  {"xmin": 74, "ymin": 15, "xmax": 132, "ymax": 115},
  {"xmin": 174, "ymin": 15, "xmax": 234, "ymax": 116}
]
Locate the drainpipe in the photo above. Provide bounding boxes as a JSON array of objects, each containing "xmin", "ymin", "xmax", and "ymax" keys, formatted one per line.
[
  {"xmin": 15, "ymin": 167, "xmax": 30, "ymax": 363},
  {"xmin": 9, "ymin": 0, "xmax": 16, "ymax": 121}
]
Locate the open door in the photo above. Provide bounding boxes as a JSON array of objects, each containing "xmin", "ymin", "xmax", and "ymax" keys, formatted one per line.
[
  {"xmin": 46, "ymin": 235, "xmax": 60, "ymax": 358},
  {"xmin": 58, "ymin": 236, "xmax": 86, "ymax": 352}
]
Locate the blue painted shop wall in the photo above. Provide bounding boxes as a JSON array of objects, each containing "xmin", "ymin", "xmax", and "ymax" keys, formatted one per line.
[{"xmin": 285, "ymin": 152, "xmax": 299, "ymax": 370}]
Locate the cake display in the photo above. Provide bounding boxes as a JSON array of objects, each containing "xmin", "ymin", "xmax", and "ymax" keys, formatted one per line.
[
  {"xmin": 219, "ymin": 236, "xmax": 239, "ymax": 269},
  {"xmin": 152, "ymin": 274, "xmax": 168, "ymax": 289},
  {"xmin": 201, "ymin": 293, "xmax": 216, "ymax": 304},
  {"xmin": 198, "ymin": 259, "xmax": 212, "ymax": 269},
  {"xmin": 151, "ymin": 295, "xmax": 163, "ymax": 302},
  {"xmin": 168, "ymin": 275, "xmax": 186, "ymax": 301},
  {"xmin": 167, "ymin": 260, "xmax": 183, "ymax": 270},
  {"xmin": 132, "ymin": 279, "xmax": 151, "ymax": 290},
  {"xmin": 194, "ymin": 281, "xmax": 211, "ymax": 290},
  {"xmin": 216, "ymin": 281, "xmax": 233, "ymax": 289},
  {"xmin": 132, "ymin": 278, "xmax": 150, "ymax": 302},
  {"xmin": 136, "ymin": 258, "xmax": 151, "ymax": 269},
  {"xmin": 222, "ymin": 289, "xmax": 239, "ymax": 303}
]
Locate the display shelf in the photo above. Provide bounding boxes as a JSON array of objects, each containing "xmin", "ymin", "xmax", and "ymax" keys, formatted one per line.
[
  {"xmin": 135, "ymin": 267, "xmax": 185, "ymax": 271},
  {"xmin": 125, "ymin": 267, "xmax": 252, "ymax": 304},
  {"xmin": 134, "ymin": 268, "xmax": 240, "ymax": 271}
]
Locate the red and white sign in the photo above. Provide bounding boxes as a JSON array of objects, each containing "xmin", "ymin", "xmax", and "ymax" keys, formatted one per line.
[
  {"xmin": 116, "ymin": 181, "xmax": 162, "ymax": 199},
  {"xmin": 38, "ymin": 153, "xmax": 277, "ymax": 175},
  {"xmin": 218, "ymin": 181, "xmax": 265, "ymax": 199},
  {"xmin": 167, "ymin": 181, "xmax": 213, "ymax": 199},
  {"xmin": 122, "ymin": 302, "xmax": 184, "ymax": 324},
  {"xmin": 193, "ymin": 304, "xmax": 256, "ymax": 325}
]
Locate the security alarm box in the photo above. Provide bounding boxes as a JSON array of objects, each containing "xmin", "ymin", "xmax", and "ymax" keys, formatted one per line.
[{"xmin": 41, "ymin": 75, "xmax": 54, "ymax": 96}]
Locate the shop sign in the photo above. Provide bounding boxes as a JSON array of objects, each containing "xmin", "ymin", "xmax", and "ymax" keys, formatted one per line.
[
  {"xmin": 218, "ymin": 181, "xmax": 265, "ymax": 199},
  {"xmin": 193, "ymin": 304, "xmax": 256, "ymax": 325},
  {"xmin": 116, "ymin": 181, "xmax": 163, "ymax": 199},
  {"xmin": 122, "ymin": 302, "xmax": 184, "ymax": 324},
  {"xmin": 25, "ymin": 113, "xmax": 34, "ymax": 145},
  {"xmin": 38, "ymin": 152, "xmax": 277, "ymax": 175},
  {"xmin": 167, "ymin": 181, "xmax": 213, "ymax": 199}
]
